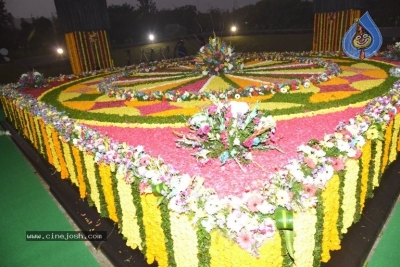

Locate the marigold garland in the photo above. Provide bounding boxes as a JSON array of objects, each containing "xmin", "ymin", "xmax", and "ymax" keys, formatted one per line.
[
  {"xmin": 98, "ymin": 163, "xmax": 118, "ymax": 222},
  {"xmin": 320, "ymin": 174, "xmax": 341, "ymax": 262},
  {"xmin": 380, "ymin": 120, "xmax": 394, "ymax": 175},
  {"xmin": 38, "ymin": 119, "xmax": 50, "ymax": 161},
  {"xmin": 83, "ymin": 152, "xmax": 101, "ymax": 211},
  {"xmin": 340, "ymin": 159, "xmax": 359, "ymax": 234},
  {"xmin": 130, "ymin": 182, "xmax": 147, "ymax": 253},
  {"xmin": 47, "ymin": 125, "xmax": 61, "ymax": 171},
  {"xmin": 159, "ymin": 203, "xmax": 177, "ymax": 267},
  {"xmin": 51, "ymin": 128, "xmax": 69, "ymax": 178},
  {"xmin": 71, "ymin": 145, "xmax": 86, "ymax": 198},
  {"xmin": 94, "ymin": 163, "xmax": 109, "ymax": 218},
  {"xmin": 62, "ymin": 141, "xmax": 78, "ymax": 185},
  {"xmin": 359, "ymin": 140, "xmax": 372, "ymax": 213},
  {"xmin": 114, "ymin": 172, "xmax": 142, "ymax": 250},
  {"xmin": 293, "ymin": 209, "xmax": 317, "ymax": 267},
  {"xmin": 372, "ymin": 141, "xmax": 383, "ymax": 188},
  {"xmin": 209, "ymin": 230, "xmax": 282, "ymax": 267},
  {"xmin": 28, "ymin": 113, "xmax": 38, "ymax": 150},
  {"xmin": 140, "ymin": 194, "xmax": 169, "ymax": 267},
  {"xmin": 33, "ymin": 117, "xmax": 44, "ymax": 155},
  {"xmin": 168, "ymin": 212, "xmax": 199, "ymax": 267},
  {"xmin": 389, "ymin": 114, "xmax": 400, "ymax": 162},
  {"xmin": 20, "ymin": 109, "xmax": 28, "ymax": 138}
]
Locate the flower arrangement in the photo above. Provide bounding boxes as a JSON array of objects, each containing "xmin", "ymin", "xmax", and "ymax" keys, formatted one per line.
[
  {"xmin": 383, "ymin": 42, "xmax": 400, "ymax": 61},
  {"xmin": 98, "ymin": 54, "xmax": 341, "ymax": 102},
  {"xmin": 17, "ymin": 70, "xmax": 48, "ymax": 89},
  {"xmin": 175, "ymin": 100, "xmax": 281, "ymax": 169},
  {"xmin": 195, "ymin": 35, "xmax": 244, "ymax": 76}
]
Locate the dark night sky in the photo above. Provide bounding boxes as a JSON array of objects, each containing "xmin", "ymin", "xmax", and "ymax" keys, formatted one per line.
[{"xmin": 5, "ymin": 0, "xmax": 260, "ymax": 18}]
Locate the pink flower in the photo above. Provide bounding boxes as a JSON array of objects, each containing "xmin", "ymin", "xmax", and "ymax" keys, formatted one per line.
[
  {"xmin": 354, "ymin": 149, "xmax": 362, "ymax": 159},
  {"xmin": 197, "ymin": 124, "xmax": 211, "ymax": 135},
  {"xmin": 139, "ymin": 182, "xmax": 148, "ymax": 194},
  {"xmin": 208, "ymin": 105, "xmax": 218, "ymax": 115},
  {"xmin": 303, "ymin": 184, "xmax": 317, "ymax": 197},
  {"xmin": 303, "ymin": 157, "xmax": 316, "ymax": 169},
  {"xmin": 236, "ymin": 231, "xmax": 255, "ymax": 250},
  {"xmin": 243, "ymin": 137, "xmax": 255, "ymax": 148},
  {"xmin": 331, "ymin": 157, "xmax": 345, "ymax": 171},
  {"xmin": 246, "ymin": 195, "xmax": 263, "ymax": 212},
  {"xmin": 140, "ymin": 156, "xmax": 151, "ymax": 167}
]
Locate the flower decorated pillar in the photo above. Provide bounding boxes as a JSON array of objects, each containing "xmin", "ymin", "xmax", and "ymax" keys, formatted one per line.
[
  {"xmin": 312, "ymin": 0, "xmax": 367, "ymax": 52},
  {"xmin": 54, "ymin": 0, "xmax": 114, "ymax": 74}
]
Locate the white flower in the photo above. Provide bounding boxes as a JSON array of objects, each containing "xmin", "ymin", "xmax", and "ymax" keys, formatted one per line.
[
  {"xmin": 303, "ymin": 81, "xmax": 311, "ymax": 88},
  {"xmin": 255, "ymin": 115, "xmax": 276, "ymax": 131},
  {"xmin": 189, "ymin": 113, "xmax": 208, "ymax": 127},
  {"xmin": 226, "ymin": 210, "xmax": 245, "ymax": 233},
  {"xmin": 170, "ymin": 174, "xmax": 191, "ymax": 192},
  {"xmin": 201, "ymin": 217, "xmax": 216, "ymax": 232},
  {"xmin": 204, "ymin": 195, "xmax": 223, "ymax": 215},
  {"xmin": 145, "ymin": 170, "xmax": 162, "ymax": 184},
  {"xmin": 233, "ymin": 137, "xmax": 241, "ymax": 146},
  {"xmin": 33, "ymin": 71, "xmax": 41, "ymax": 76},
  {"xmin": 280, "ymin": 86, "xmax": 288, "ymax": 93},
  {"xmin": 355, "ymin": 135, "xmax": 366, "ymax": 147},
  {"xmin": 275, "ymin": 189, "xmax": 290, "ymax": 206},
  {"xmin": 230, "ymin": 101, "xmax": 249, "ymax": 118},
  {"xmin": 336, "ymin": 139, "xmax": 350, "ymax": 152},
  {"xmin": 257, "ymin": 201, "xmax": 275, "ymax": 214}
]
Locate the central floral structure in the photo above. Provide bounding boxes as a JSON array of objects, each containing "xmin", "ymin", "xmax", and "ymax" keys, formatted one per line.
[
  {"xmin": 195, "ymin": 36, "xmax": 244, "ymax": 76},
  {"xmin": 175, "ymin": 101, "xmax": 279, "ymax": 169}
]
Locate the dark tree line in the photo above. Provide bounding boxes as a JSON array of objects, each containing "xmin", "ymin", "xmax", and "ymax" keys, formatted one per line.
[
  {"xmin": 0, "ymin": 0, "xmax": 398, "ymax": 55},
  {"xmin": 107, "ymin": 0, "xmax": 315, "ymax": 45}
]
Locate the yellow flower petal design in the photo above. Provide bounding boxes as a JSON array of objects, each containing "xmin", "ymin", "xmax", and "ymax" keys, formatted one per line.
[
  {"xmin": 257, "ymin": 101, "xmax": 303, "ymax": 110},
  {"xmin": 351, "ymin": 79, "xmax": 385, "ymax": 91},
  {"xmin": 170, "ymin": 100, "xmax": 212, "ymax": 108},
  {"xmin": 58, "ymin": 92, "xmax": 81, "ymax": 102},
  {"xmin": 148, "ymin": 107, "xmax": 201, "ymax": 117},
  {"xmin": 362, "ymin": 69, "xmax": 387, "ymax": 79},
  {"xmin": 201, "ymin": 76, "xmax": 232, "ymax": 92},
  {"xmin": 62, "ymin": 101, "xmax": 95, "ymax": 111},
  {"xmin": 351, "ymin": 62, "xmax": 380, "ymax": 69},
  {"xmin": 319, "ymin": 77, "xmax": 349, "ymax": 86},
  {"xmin": 309, "ymin": 91, "xmax": 360, "ymax": 103},
  {"xmin": 89, "ymin": 106, "xmax": 141, "ymax": 116},
  {"xmin": 64, "ymin": 84, "xmax": 88, "ymax": 93}
]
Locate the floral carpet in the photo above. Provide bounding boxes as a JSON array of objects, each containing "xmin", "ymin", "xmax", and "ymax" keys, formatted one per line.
[{"xmin": 34, "ymin": 56, "xmax": 395, "ymax": 197}]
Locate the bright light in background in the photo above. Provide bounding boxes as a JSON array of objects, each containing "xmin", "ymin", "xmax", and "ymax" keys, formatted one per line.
[
  {"xmin": 56, "ymin": 48, "xmax": 64, "ymax": 54},
  {"xmin": 148, "ymin": 34, "xmax": 155, "ymax": 42},
  {"xmin": 231, "ymin": 26, "xmax": 237, "ymax": 33}
]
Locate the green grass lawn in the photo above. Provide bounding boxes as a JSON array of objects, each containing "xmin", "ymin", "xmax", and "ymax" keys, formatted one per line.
[{"xmin": 0, "ymin": 33, "xmax": 313, "ymax": 85}]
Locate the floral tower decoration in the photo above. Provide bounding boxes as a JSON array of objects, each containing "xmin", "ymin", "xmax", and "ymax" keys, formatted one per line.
[
  {"xmin": 312, "ymin": 0, "xmax": 367, "ymax": 52},
  {"xmin": 54, "ymin": 0, "xmax": 114, "ymax": 74},
  {"xmin": 195, "ymin": 35, "xmax": 243, "ymax": 76}
]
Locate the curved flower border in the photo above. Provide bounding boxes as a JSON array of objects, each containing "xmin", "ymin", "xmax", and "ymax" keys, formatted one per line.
[
  {"xmin": 97, "ymin": 53, "xmax": 342, "ymax": 102},
  {"xmin": 2, "ymin": 60, "xmax": 399, "ymax": 257}
]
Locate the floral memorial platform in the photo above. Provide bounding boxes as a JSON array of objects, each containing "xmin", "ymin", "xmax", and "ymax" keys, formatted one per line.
[{"xmin": 1, "ymin": 36, "xmax": 400, "ymax": 267}]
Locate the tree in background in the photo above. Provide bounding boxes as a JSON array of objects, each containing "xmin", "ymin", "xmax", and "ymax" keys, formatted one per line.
[
  {"xmin": 0, "ymin": 0, "xmax": 17, "ymax": 51},
  {"xmin": 136, "ymin": 0, "xmax": 157, "ymax": 14},
  {"xmin": 108, "ymin": 3, "xmax": 139, "ymax": 44}
]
